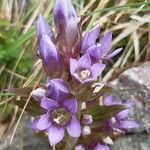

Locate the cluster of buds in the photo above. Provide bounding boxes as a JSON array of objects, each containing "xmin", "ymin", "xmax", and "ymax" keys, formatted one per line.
[{"xmin": 31, "ymin": 0, "xmax": 138, "ymax": 149}]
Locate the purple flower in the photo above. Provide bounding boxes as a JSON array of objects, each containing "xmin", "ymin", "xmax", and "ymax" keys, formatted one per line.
[
  {"xmin": 32, "ymin": 97, "xmax": 81, "ymax": 146},
  {"xmin": 70, "ymin": 54, "xmax": 106, "ymax": 84},
  {"xmin": 103, "ymin": 95, "xmax": 139, "ymax": 132},
  {"xmin": 85, "ymin": 32, "xmax": 122, "ymax": 61},
  {"xmin": 93, "ymin": 143, "xmax": 109, "ymax": 150},
  {"xmin": 39, "ymin": 34, "xmax": 61, "ymax": 76},
  {"xmin": 54, "ymin": 0, "xmax": 79, "ymax": 51}
]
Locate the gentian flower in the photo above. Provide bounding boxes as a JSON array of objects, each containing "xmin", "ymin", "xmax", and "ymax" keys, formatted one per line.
[
  {"xmin": 32, "ymin": 79, "xmax": 81, "ymax": 146},
  {"xmin": 85, "ymin": 32, "xmax": 122, "ymax": 62},
  {"xmin": 103, "ymin": 95, "xmax": 139, "ymax": 132},
  {"xmin": 32, "ymin": 97, "xmax": 81, "ymax": 146},
  {"xmin": 70, "ymin": 54, "xmax": 106, "ymax": 84}
]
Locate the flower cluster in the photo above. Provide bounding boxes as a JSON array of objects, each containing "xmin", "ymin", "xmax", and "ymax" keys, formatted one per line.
[{"xmin": 31, "ymin": 0, "xmax": 139, "ymax": 149}]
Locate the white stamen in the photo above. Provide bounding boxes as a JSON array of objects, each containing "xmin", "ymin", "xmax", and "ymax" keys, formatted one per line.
[{"xmin": 80, "ymin": 69, "xmax": 91, "ymax": 80}]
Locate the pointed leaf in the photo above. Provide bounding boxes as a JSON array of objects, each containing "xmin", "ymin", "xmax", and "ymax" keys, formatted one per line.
[{"xmin": 14, "ymin": 98, "xmax": 44, "ymax": 117}]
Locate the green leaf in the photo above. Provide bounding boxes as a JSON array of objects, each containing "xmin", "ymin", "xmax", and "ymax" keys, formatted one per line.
[
  {"xmin": 83, "ymin": 105, "xmax": 126, "ymax": 127},
  {"xmin": 14, "ymin": 98, "xmax": 44, "ymax": 117}
]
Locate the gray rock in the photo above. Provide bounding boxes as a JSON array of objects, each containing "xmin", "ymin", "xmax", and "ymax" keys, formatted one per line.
[
  {"xmin": 0, "ymin": 114, "xmax": 50, "ymax": 150},
  {"xmin": 111, "ymin": 132, "xmax": 150, "ymax": 150},
  {"xmin": 110, "ymin": 61, "xmax": 150, "ymax": 150}
]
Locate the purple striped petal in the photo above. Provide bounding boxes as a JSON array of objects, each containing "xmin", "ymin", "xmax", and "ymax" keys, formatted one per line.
[
  {"xmin": 39, "ymin": 34, "xmax": 60, "ymax": 76},
  {"xmin": 119, "ymin": 120, "xmax": 139, "ymax": 129},
  {"xmin": 41, "ymin": 98, "xmax": 59, "ymax": 110},
  {"xmin": 36, "ymin": 15, "xmax": 54, "ymax": 41},
  {"xmin": 90, "ymin": 63, "xmax": 106, "ymax": 78},
  {"xmin": 104, "ymin": 48, "xmax": 123, "ymax": 59},
  {"xmin": 82, "ymin": 26, "xmax": 100, "ymax": 53},
  {"xmin": 66, "ymin": 116, "xmax": 81, "ymax": 137},
  {"xmin": 63, "ymin": 98, "xmax": 78, "ymax": 114},
  {"xmin": 70, "ymin": 58, "xmax": 79, "ymax": 75},
  {"xmin": 46, "ymin": 79, "xmax": 70, "ymax": 102},
  {"xmin": 98, "ymin": 32, "xmax": 112, "ymax": 56},
  {"xmin": 78, "ymin": 54, "xmax": 91, "ymax": 69},
  {"xmin": 116, "ymin": 109, "xmax": 130, "ymax": 119},
  {"xmin": 86, "ymin": 45, "xmax": 101, "ymax": 62},
  {"xmin": 32, "ymin": 113, "xmax": 51, "ymax": 130},
  {"xmin": 48, "ymin": 125, "xmax": 64, "ymax": 146}
]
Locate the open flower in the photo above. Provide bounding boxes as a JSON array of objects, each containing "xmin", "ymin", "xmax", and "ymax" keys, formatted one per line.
[
  {"xmin": 103, "ymin": 95, "xmax": 139, "ymax": 132},
  {"xmin": 32, "ymin": 97, "xmax": 81, "ymax": 146},
  {"xmin": 70, "ymin": 54, "xmax": 106, "ymax": 84},
  {"xmin": 85, "ymin": 32, "xmax": 122, "ymax": 62}
]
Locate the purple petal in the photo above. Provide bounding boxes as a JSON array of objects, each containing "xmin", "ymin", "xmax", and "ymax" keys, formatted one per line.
[
  {"xmin": 82, "ymin": 26, "xmax": 100, "ymax": 53},
  {"xmin": 93, "ymin": 143, "xmax": 110, "ymax": 150},
  {"xmin": 78, "ymin": 54, "xmax": 91, "ymax": 69},
  {"xmin": 48, "ymin": 125, "xmax": 64, "ymax": 146},
  {"xmin": 119, "ymin": 120, "xmax": 139, "ymax": 129},
  {"xmin": 116, "ymin": 109, "xmax": 130, "ymax": 119},
  {"xmin": 72, "ymin": 73, "xmax": 85, "ymax": 84},
  {"xmin": 46, "ymin": 79, "xmax": 70, "ymax": 102},
  {"xmin": 31, "ymin": 88, "xmax": 46, "ymax": 101},
  {"xmin": 83, "ymin": 77, "xmax": 97, "ymax": 83},
  {"xmin": 70, "ymin": 58, "xmax": 79, "ymax": 75},
  {"xmin": 90, "ymin": 63, "xmax": 106, "ymax": 78},
  {"xmin": 41, "ymin": 98, "xmax": 59, "ymax": 110},
  {"xmin": 54, "ymin": 0, "xmax": 78, "ymax": 50},
  {"xmin": 39, "ymin": 35, "xmax": 60, "ymax": 76},
  {"xmin": 86, "ymin": 45, "xmax": 101, "ymax": 62},
  {"xmin": 66, "ymin": 116, "xmax": 81, "ymax": 137},
  {"xmin": 63, "ymin": 98, "xmax": 78, "ymax": 114},
  {"xmin": 104, "ymin": 48, "xmax": 123, "ymax": 59},
  {"xmin": 98, "ymin": 32, "xmax": 112, "ymax": 57},
  {"xmin": 32, "ymin": 113, "xmax": 51, "ymax": 130},
  {"xmin": 103, "ymin": 95, "xmax": 121, "ymax": 106},
  {"xmin": 36, "ymin": 15, "xmax": 54, "ymax": 41}
]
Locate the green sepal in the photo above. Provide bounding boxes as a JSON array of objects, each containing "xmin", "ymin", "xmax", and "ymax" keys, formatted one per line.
[{"xmin": 14, "ymin": 98, "xmax": 44, "ymax": 117}]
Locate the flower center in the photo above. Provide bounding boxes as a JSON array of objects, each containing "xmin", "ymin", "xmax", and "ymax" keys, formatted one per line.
[
  {"xmin": 52, "ymin": 108, "xmax": 70, "ymax": 126},
  {"xmin": 111, "ymin": 117, "xmax": 116, "ymax": 124},
  {"xmin": 78, "ymin": 69, "xmax": 91, "ymax": 80}
]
